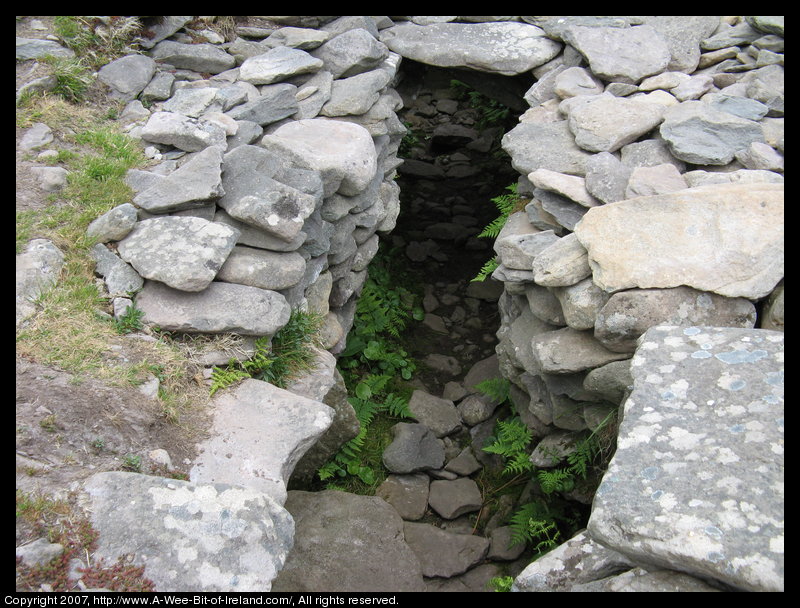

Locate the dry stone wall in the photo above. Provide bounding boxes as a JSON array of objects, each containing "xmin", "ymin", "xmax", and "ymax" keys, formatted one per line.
[{"xmin": 17, "ymin": 15, "xmax": 784, "ymax": 593}]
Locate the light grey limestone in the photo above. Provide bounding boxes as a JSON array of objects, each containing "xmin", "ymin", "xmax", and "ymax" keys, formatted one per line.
[{"xmin": 588, "ymin": 326, "xmax": 784, "ymax": 592}]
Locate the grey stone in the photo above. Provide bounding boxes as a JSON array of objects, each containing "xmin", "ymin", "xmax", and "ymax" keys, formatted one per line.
[
  {"xmin": 625, "ymin": 163, "xmax": 688, "ymax": 198},
  {"xmin": 701, "ymin": 21, "xmax": 763, "ymax": 50},
  {"xmin": 16, "ymin": 37, "xmax": 74, "ymax": 60},
  {"xmin": 16, "ymin": 239, "xmax": 64, "ymax": 327},
  {"xmin": 525, "ymin": 284, "xmax": 565, "ymax": 326},
  {"xmin": 382, "ymin": 422, "xmax": 445, "ymax": 474},
  {"xmin": 495, "ymin": 217, "xmax": 559, "ymax": 271},
  {"xmin": 141, "ymin": 71, "xmax": 175, "ymax": 102},
  {"xmin": 583, "ymin": 360, "xmax": 633, "ymax": 404},
  {"xmin": 445, "ymin": 447, "xmax": 483, "ymax": 475},
  {"xmin": 261, "ymin": 119, "xmax": 377, "ymax": 197},
  {"xmin": 162, "ymin": 87, "xmax": 221, "ymax": 118},
  {"xmin": 659, "ymin": 100, "xmax": 765, "ymax": 165},
  {"xmin": 82, "ymin": 472, "xmax": 293, "ymax": 592},
  {"xmin": 588, "ymin": 326, "xmax": 784, "ymax": 592},
  {"xmin": 190, "ymin": 379, "xmax": 332, "ymax": 505},
  {"xmin": 16, "ymin": 538, "xmax": 64, "ymax": 568},
  {"xmin": 746, "ymin": 16, "xmax": 784, "ymax": 37},
  {"xmin": 529, "ymin": 169, "xmax": 599, "ymax": 208},
  {"xmin": 488, "ymin": 526, "xmax": 526, "ymax": 561},
  {"xmin": 512, "ymin": 530, "xmax": 636, "ymax": 591},
  {"xmin": 595, "ymin": 287, "xmax": 758, "ymax": 353},
  {"xmin": 457, "ymin": 393, "xmax": 502, "ymax": 427},
  {"xmin": 531, "ymin": 233, "xmax": 592, "ymax": 288},
  {"xmin": 292, "ymin": 70, "xmax": 334, "ymax": 120},
  {"xmin": 553, "ymin": 66, "xmax": 604, "ymax": 99},
  {"xmin": 743, "ymin": 64, "xmax": 784, "ymax": 117},
  {"xmin": 407, "ymin": 390, "xmax": 462, "ymax": 438},
  {"xmin": 272, "ymin": 490, "xmax": 425, "ymax": 592},
  {"xmin": 428, "ymin": 478, "xmax": 483, "ymax": 519},
  {"xmin": 552, "ymin": 277, "xmax": 610, "ymax": 331},
  {"xmin": 29, "ymin": 166, "xmax": 68, "ymax": 192},
  {"xmin": 639, "ymin": 16, "xmax": 721, "ymax": 73},
  {"xmin": 150, "ymin": 40, "xmax": 236, "ymax": 74},
  {"xmin": 19, "ymin": 123, "xmax": 53, "ymax": 151},
  {"xmin": 584, "ymin": 151, "xmax": 632, "ymax": 204},
  {"xmin": 671, "ymin": 73, "xmax": 715, "ymax": 101},
  {"xmin": 760, "ymin": 282, "xmax": 783, "ymax": 332},
  {"xmin": 381, "ymin": 21, "xmax": 561, "ymax": 76},
  {"xmin": 216, "ymin": 246, "xmax": 306, "ymax": 291},
  {"xmin": 138, "ymin": 16, "xmax": 192, "ymax": 49},
  {"xmin": 239, "ymin": 47, "xmax": 322, "ymax": 85},
  {"xmin": 310, "ymin": 28, "xmax": 389, "ymax": 79},
  {"xmin": 133, "ymin": 146, "xmax": 225, "ymax": 213},
  {"xmin": 562, "ymin": 25, "xmax": 671, "ymax": 83},
  {"xmin": 375, "ymin": 473, "xmax": 430, "ymax": 521},
  {"xmin": 529, "ymin": 430, "xmax": 586, "ymax": 468},
  {"xmin": 502, "ymin": 121, "xmax": 593, "ymax": 177},
  {"xmin": 735, "ymin": 142, "xmax": 784, "ymax": 172},
  {"xmin": 532, "ymin": 327, "xmax": 631, "ymax": 375},
  {"xmin": 568, "ymin": 94, "xmax": 666, "ymax": 153},
  {"xmin": 682, "ymin": 169, "xmax": 783, "ymax": 188},
  {"xmin": 213, "ymin": 210, "xmax": 304, "ymax": 252},
  {"xmin": 423, "ymin": 353, "xmax": 462, "ymax": 376},
  {"xmin": 321, "ymin": 69, "xmax": 392, "ymax": 117},
  {"xmin": 135, "ymin": 280, "xmax": 290, "ymax": 336},
  {"xmin": 141, "ymin": 112, "xmax": 227, "ymax": 152},
  {"xmin": 404, "ymin": 522, "xmax": 489, "ymax": 578},
  {"xmin": 97, "ymin": 54, "xmax": 157, "ymax": 101},
  {"xmin": 705, "ymin": 93, "xmax": 768, "ymax": 122},
  {"xmin": 117, "ymin": 216, "xmax": 237, "ymax": 292},
  {"xmin": 225, "ymin": 83, "xmax": 298, "ymax": 126},
  {"xmin": 535, "ymin": 189, "xmax": 589, "ymax": 232},
  {"xmin": 265, "ymin": 27, "xmax": 331, "ymax": 50},
  {"xmin": 620, "ymin": 138, "xmax": 686, "ymax": 171},
  {"xmin": 574, "ymin": 183, "xmax": 784, "ymax": 299},
  {"xmin": 571, "ymin": 567, "xmax": 723, "ymax": 592},
  {"xmin": 90, "ymin": 244, "xmax": 144, "ymax": 297}
]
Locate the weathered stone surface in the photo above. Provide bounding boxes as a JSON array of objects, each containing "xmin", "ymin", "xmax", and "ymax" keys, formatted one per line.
[
  {"xmin": 531, "ymin": 233, "xmax": 592, "ymax": 288},
  {"xmin": 133, "ymin": 146, "xmax": 225, "ymax": 213},
  {"xmin": 502, "ymin": 121, "xmax": 593, "ymax": 177},
  {"xmin": 570, "ymin": 567, "xmax": 722, "ymax": 592},
  {"xmin": 97, "ymin": 54, "xmax": 157, "ymax": 101},
  {"xmin": 639, "ymin": 16, "xmax": 720, "ymax": 73},
  {"xmin": 584, "ymin": 151, "xmax": 632, "ymax": 204},
  {"xmin": 659, "ymin": 101, "xmax": 765, "ymax": 165},
  {"xmin": 16, "ymin": 537, "xmax": 64, "ymax": 568},
  {"xmin": 150, "ymin": 40, "xmax": 236, "ymax": 74},
  {"xmin": 513, "ymin": 530, "xmax": 635, "ymax": 591},
  {"xmin": 117, "ymin": 216, "xmax": 238, "ymax": 292},
  {"xmin": 135, "ymin": 280, "xmax": 290, "ymax": 336},
  {"xmin": 552, "ymin": 277, "xmax": 610, "ymax": 331},
  {"xmin": 86, "ymin": 203, "xmax": 139, "ymax": 243},
  {"xmin": 261, "ymin": 119, "xmax": 377, "ymax": 196},
  {"xmin": 563, "ymin": 25, "xmax": 672, "ymax": 83},
  {"xmin": 529, "ymin": 169, "xmax": 599, "ymax": 208},
  {"xmin": 375, "ymin": 473, "xmax": 430, "ymax": 521},
  {"xmin": 445, "ymin": 446, "xmax": 483, "ymax": 475},
  {"xmin": 310, "ymin": 28, "xmax": 389, "ymax": 79},
  {"xmin": 573, "ymin": 183, "xmax": 784, "ymax": 299},
  {"xmin": 624, "ymin": 163, "xmax": 687, "ymax": 198},
  {"xmin": 265, "ymin": 26, "xmax": 331, "ymax": 50},
  {"xmin": 407, "ymin": 390, "xmax": 462, "ymax": 438},
  {"xmin": 529, "ymin": 430, "xmax": 586, "ymax": 468},
  {"xmin": 190, "ymin": 379, "xmax": 332, "ymax": 505},
  {"xmin": 213, "ymin": 210, "xmax": 305, "ymax": 252},
  {"xmin": 321, "ymin": 69, "xmax": 392, "ymax": 117},
  {"xmin": 16, "ymin": 37, "xmax": 74, "ymax": 60},
  {"xmin": 141, "ymin": 112, "xmax": 227, "ymax": 152},
  {"xmin": 588, "ymin": 326, "xmax": 784, "ymax": 592},
  {"xmin": 216, "ymin": 246, "xmax": 306, "ymax": 291},
  {"xmin": 382, "ymin": 423, "xmax": 445, "ymax": 474},
  {"xmin": 380, "ymin": 22, "xmax": 561, "ymax": 75},
  {"xmin": 225, "ymin": 83, "xmax": 299, "ymax": 126},
  {"xmin": 239, "ymin": 47, "xmax": 323, "ymax": 85},
  {"xmin": 532, "ymin": 326, "xmax": 631, "ymax": 375},
  {"xmin": 82, "ymin": 472, "xmax": 293, "ymax": 592},
  {"xmin": 525, "ymin": 284, "xmax": 565, "ymax": 326},
  {"xmin": 567, "ymin": 94, "xmax": 666, "ymax": 153},
  {"xmin": 595, "ymin": 287, "xmax": 757, "ymax": 353},
  {"xmin": 760, "ymin": 283, "xmax": 784, "ymax": 332},
  {"xmin": 272, "ymin": 490, "xmax": 425, "ymax": 592},
  {"xmin": 403, "ymin": 522, "xmax": 490, "ymax": 577},
  {"xmin": 91, "ymin": 244, "xmax": 143, "ymax": 297},
  {"xmin": 428, "ymin": 478, "xmax": 483, "ymax": 519},
  {"xmin": 583, "ymin": 360, "xmax": 633, "ymax": 404},
  {"xmin": 553, "ymin": 66, "xmax": 604, "ymax": 99},
  {"xmin": 19, "ymin": 122, "xmax": 54, "ymax": 151},
  {"xmin": 487, "ymin": 526, "xmax": 526, "ymax": 561},
  {"xmin": 16, "ymin": 239, "xmax": 64, "ymax": 327}
]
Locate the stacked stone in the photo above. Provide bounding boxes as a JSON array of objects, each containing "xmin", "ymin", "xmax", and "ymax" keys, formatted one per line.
[
  {"xmin": 479, "ymin": 16, "xmax": 784, "ymax": 592},
  {"xmin": 88, "ymin": 16, "xmax": 406, "ymax": 355},
  {"xmin": 485, "ymin": 16, "xmax": 784, "ymax": 479}
]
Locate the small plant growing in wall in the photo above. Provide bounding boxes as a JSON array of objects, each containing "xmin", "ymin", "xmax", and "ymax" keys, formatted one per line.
[{"xmin": 471, "ymin": 183, "xmax": 524, "ymax": 282}]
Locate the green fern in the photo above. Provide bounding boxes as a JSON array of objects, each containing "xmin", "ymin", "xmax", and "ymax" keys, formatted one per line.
[
  {"xmin": 472, "ymin": 184, "xmax": 522, "ymax": 282},
  {"xmin": 471, "ymin": 257, "xmax": 500, "ymax": 283},
  {"xmin": 483, "ymin": 416, "xmax": 533, "ymax": 476},
  {"xmin": 209, "ymin": 366, "xmax": 250, "ymax": 397},
  {"xmin": 536, "ymin": 468, "xmax": 575, "ymax": 494},
  {"xmin": 474, "ymin": 377, "xmax": 511, "ymax": 404}
]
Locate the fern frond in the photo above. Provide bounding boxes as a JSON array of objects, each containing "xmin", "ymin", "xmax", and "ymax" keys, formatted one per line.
[
  {"xmin": 471, "ymin": 257, "xmax": 499, "ymax": 282},
  {"xmin": 504, "ymin": 451, "xmax": 534, "ymax": 476},
  {"xmin": 537, "ymin": 468, "xmax": 575, "ymax": 494},
  {"xmin": 474, "ymin": 377, "xmax": 511, "ymax": 404},
  {"xmin": 384, "ymin": 393, "xmax": 412, "ymax": 418},
  {"xmin": 209, "ymin": 366, "xmax": 250, "ymax": 396}
]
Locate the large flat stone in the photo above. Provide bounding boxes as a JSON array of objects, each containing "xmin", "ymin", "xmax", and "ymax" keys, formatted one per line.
[
  {"xmin": 271, "ymin": 490, "xmax": 425, "ymax": 592},
  {"xmin": 588, "ymin": 326, "xmax": 784, "ymax": 592},
  {"xmin": 573, "ymin": 183, "xmax": 784, "ymax": 299},
  {"xmin": 190, "ymin": 379, "xmax": 333, "ymax": 505},
  {"xmin": 135, "ymin": 280, "xmax": 290, "ymax": 336},
  {"xmin": 117, "ymin": 216, "xmax": 238, "ymax": 292},
  {"xmin": 403, "ymin": 522, "xmax": 490, "ymax": 578},
  {"xmin": 82, "ymin": 472, "xmax": 293, "ymax": 592},
  {"xmin": 380, "ymin": 22, "xmax": 561, "ymax": 75}
]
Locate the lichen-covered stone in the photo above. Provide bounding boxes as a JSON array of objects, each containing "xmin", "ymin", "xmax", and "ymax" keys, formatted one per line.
[{"xmin": 588, "ymin": 326, "xmax": 784, "ymax": 592}]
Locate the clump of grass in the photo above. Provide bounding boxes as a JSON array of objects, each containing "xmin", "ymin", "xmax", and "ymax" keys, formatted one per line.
[
  {"xmin": 53, "ymin": 16, "xmax": 143, "ymax": 69},
  {"xmin": 39, "ymin": 55, "xmax": 93, "ymax": 103}
]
